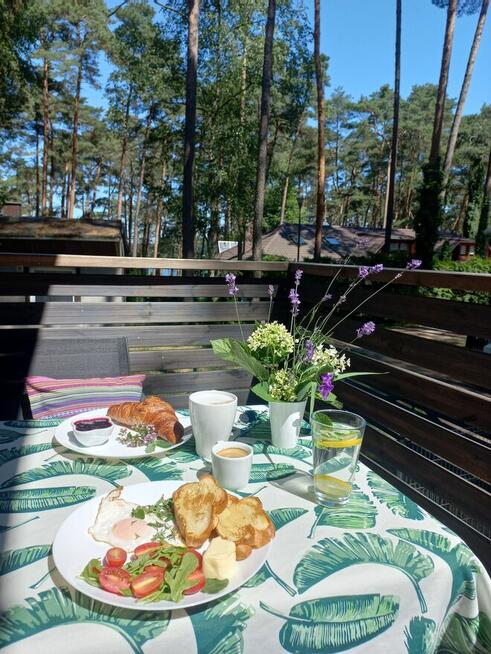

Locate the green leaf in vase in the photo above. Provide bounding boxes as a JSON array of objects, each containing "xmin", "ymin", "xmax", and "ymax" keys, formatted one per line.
[
  {"xmin": 388, "ymin": 529, "xmax": 481, "ymax": 615},
  {"xmin": 436, "ymin": 612, "xmax": 491, "ymax": 654},
  {"xmin": 0, "ymin": 443, "xmax": 53, "ymax": 465},
  {"xmin": 0, "ymin": 486, "xmax": 96, "ymax": 512},
  {"xmin": 308, "ymin": 490, "xmax": 377, "ymax": 537},
  {"xmin": 260, "ymin": 593, "xmax": 400, "ymax": 653},
  {"xmin": 0, "ymin": 587, "xmax": 169, "ymax": 653},
  {"xmin": 127, "ymin": 458, "xmax": 183, "ymax": 481},
  {"xmin": 252, "ymin": 441, "xmax": 311, "ymax": 461},
  {"xmin": 0, "ymin": 459, "xmax": 131, "ymax": 489},
  {"xmin": 211, "ymin": 338, "xmax": 268, "ymax": 380},
  {"xmin": 367, "ymin": 471, "xmax": 424, "ymax": 520},
  {"xmin": 269, "ymin": 507, "xmax": 309, "ymax": 531},
  {"xmin": 0, "ymin": 545, "xmax": 51, "ymax": 575},
  {"xmin": 249, "ymin": 463, "xmax": 296, "ymax": 482},
  {"xmin": 404, "ymin": 617, "xmax": 437, "ymax": 654},
  {"xmin": 294, "ymin": 532, "xmax": 433, "ymax": 613},
  {"xmin": 187, "ymin": 592, "xmax": 254, "ymax": 654}
]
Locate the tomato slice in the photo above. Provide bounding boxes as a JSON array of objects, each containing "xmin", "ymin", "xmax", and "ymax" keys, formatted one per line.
[
  {"xmin": 183, "ymin": 568, "xmax": 206, "ymax": 595},
  {"xmin": 105, "ymin": 547, "xmax": 127, "ymax": 568},
  {"xmin": 131, "ymin": 570, "xmax": 165, "ymax": 598},
  {"xmin": 99, "ymin": 566, "xmax": 131, "ymax": 595},
  {"xmin": 187, "ymin": 548, "xmax": 203, "ymax": 568},
  {"xmin": 134, "ymin": 542, "xmax": 160, "ymax": 558},
  {"xmin": 144, "ymin": 564, "xmax": 168, "ymax": 574}
]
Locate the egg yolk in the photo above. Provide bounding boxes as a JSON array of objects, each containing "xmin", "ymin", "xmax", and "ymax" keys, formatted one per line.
[{"xmin": 111, "ymin": 517, "xmax": 153, "ymax": 542}]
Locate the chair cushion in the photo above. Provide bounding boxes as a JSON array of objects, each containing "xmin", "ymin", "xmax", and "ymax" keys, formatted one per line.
[{"xmin": 25, "ymin": 375, "xmax": 145, "ymax": 420}]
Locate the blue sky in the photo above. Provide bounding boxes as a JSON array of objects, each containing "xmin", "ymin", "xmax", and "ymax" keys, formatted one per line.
[{"xmin": 91, "ymin": 0, "xmax": 490, "ymax": 114}]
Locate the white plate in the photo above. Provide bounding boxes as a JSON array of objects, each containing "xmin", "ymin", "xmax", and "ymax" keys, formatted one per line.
[
  {"xmin": 54, "ymin": 408, "xmax": 192, "ymax": 459},
  {"xmin": 53, "ymin": 481, "xmax": 271, "ymax": 611}
]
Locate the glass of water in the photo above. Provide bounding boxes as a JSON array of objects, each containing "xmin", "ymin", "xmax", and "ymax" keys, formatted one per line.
[{"xmin": 311, "ymin": 410, "xmax": 366, "ymax": 506}]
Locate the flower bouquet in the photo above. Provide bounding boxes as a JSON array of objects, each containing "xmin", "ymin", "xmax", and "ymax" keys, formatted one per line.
[{"xmin": 211, "ymin": 261, "xmax": 421, "ymax": 447}]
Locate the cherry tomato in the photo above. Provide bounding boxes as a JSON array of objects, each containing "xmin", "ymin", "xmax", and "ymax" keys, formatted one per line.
[
  {"xmin": 99, "ymin": 566, "xmax": 131, "ymax": 595},
  {"xmin": 134, "ymin": 542, "xmax": 160, "ymax": 558},
  {"xmin": 187, "ymin": 548, "xmax": 203, "ymax": 568},
  {"xmin": 105, "ymin": 547, "xmax": 127, "ymax": 568},
  {"xmin": 131, "ymin": 570, "xmax": 164, "ymax": 598},
  {"xmin": 183, "ymin": 568, "xmax": 206, "ymax": 595},
  {"xmin": 144, "ymin": 564, "xmax": 168, "ymax": 574}
]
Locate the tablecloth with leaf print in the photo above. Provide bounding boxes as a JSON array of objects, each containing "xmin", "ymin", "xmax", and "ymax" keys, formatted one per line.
[{"xmin": 0, "ymin": 405, "xmax": 490, "ymax": 654}]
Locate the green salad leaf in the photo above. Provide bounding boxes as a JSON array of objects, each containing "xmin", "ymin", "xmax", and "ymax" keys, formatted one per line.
[{"xmin": 202, "ymin": 578, "xmax": 229, "ymax": 594}]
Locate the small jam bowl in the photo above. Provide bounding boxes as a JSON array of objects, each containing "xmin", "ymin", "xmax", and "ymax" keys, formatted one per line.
[{"xmin": 71, "ymin": 416, "xmax": 114, "ymax": 447}]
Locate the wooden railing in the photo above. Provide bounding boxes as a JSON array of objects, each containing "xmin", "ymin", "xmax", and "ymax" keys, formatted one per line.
[{"xmin": 0, "ymin": 252, "xmax": 490, "ymax": 568}]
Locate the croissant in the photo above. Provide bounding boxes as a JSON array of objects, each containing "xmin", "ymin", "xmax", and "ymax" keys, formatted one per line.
[{"xmin": 107, "ymin": 396, "xmax": 184, "ymax": 444}]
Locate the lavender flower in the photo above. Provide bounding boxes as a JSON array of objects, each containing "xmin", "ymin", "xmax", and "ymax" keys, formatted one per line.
[
  {"xmin": 268, "ymin": 284, "xmax": 275, "ymax": 298},
  {"xmin": 407, "ymin": 259, "xmax": 422, "ymax": 270},
  {"xmin": 319, "ymin": 373, "xmax": 334, "ymax": 400},
  {"xmin": 304, "ymin": 339, "xmax": 315, "ymax": 362},
  {"xmin": 356, "ymin": 321, "xmax": 376, "ymax": 338},
  {"xmin": 338, "ymin": 294, "xmax": 347, "ymax": 304},
  {"xmin": 289, "ymin": 288, "xmax": 301, "ymax": 317},
  {"xmin": 295, "ymin": 269, "xmax": 303, "ymax": 284},
  {"xmin": 369, "ymin": 264, "xmax": 384, "ymax": 274},
  {"xmin": 358, "ymin": 266, "xmax": 370, "ymax": 279},
  {"xmin": 225, "ymin": 272, "xmax": 239, "ymax": 296},
  {"xmin": 323, "ymin": 292, "xmax": 332, "ymax": 301}
]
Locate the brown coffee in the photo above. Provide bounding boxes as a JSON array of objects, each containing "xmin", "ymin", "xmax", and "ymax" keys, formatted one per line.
[{"xmin": 217, "ymin": 447, "xmax": 249, "ymax": 458}]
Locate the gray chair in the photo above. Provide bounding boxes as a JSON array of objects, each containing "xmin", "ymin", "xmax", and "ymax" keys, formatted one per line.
[
  {"xmin": 27, "ymin": 337, "xmax": 130, "ymax": 378},
  {"xmin": 20, "ymin": 337, "xmax": 130, "ymax": 419}
]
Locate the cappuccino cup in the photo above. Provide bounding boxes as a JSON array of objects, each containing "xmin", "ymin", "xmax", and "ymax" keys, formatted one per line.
[{"xmin": 189, "ymin": 390, "xmax": 237, "ymax": 460}]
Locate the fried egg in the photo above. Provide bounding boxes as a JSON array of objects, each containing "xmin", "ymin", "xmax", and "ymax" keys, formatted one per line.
[{"xmin": 88, "ymin": 488, "xmax": 157, "ymax": 551}]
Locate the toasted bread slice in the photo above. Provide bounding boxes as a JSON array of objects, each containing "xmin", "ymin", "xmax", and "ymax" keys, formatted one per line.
[
  {"xmin": 216, "ymin": 496, "xmax": 275, "ymax": 549},
  {"xmin": 172, "ymin": 476, "xmax": 227, "ymax": 548}
]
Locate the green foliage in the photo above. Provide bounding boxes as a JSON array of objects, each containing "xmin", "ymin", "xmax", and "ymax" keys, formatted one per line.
[
  {"xmin": 422, "ymin": 257, "xmax": 491, "ymax": 304},
  {"xmin": 414, "ymin": 162, "xmax": 443, "ymax": 268}
]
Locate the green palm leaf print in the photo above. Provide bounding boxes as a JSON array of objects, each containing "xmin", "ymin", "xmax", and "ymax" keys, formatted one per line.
[
  {"xmin": 127, "ymin": 458, "xmax": 183, "ymax": 481},
  {"xmin": 0, "ymin": 443, "xmax": 52, "ymax": 465},
  {"xmin": 269, "ymin": 507, "xmax": 308, "ymax": 531},
  {"xmin": 5, "ymin": 419, "xmax": 62, "ymax": 428},
  {"xmin": 0, "ymin": 429, "xmax": 25, "ymax": 444},
  {"xmin": 249, "ymin": 463, "xmax": 295, "ymax": 482},
  {"xmin": 0, "ymin": 486, "xmax": 96, "ymax": 512},
  {"xmin": 0, "ymin": 587, "xmax": 169, "ymax": 654},
  {"xmin": 244, "ymin": 561, "xmax": 296, "ymax": 596},
  {"xmin": 165, "ymin": 440, "xmax": 201, "ymax": 463},
  {"xmin": 437, "ymin": 612, "xmax": 491, "ymax": 654},
  {"xmin": 187, "ymin": 592, "xmax": 254, "ymax": 654},
  {"xmin": 404, "ymin": 617, "xmax": 437, "ymax": 654},
  {"xmin": 294, "ymin": 532, "xmax": 433, "ymax": 612},
  {"xmin": 388, "ymin": 528, "xmax": 480, "ymax": 613},
  {"xmin": 0, "ymin": 516, "xmax": 39, "ymax": 533},
  {"xmin": 367, "ymin": 471, "xmax": 424, "ymax": 520},
  {"xmin": 0, "ymin": 459, "xmax": 131, "ymax": 489},
  {"xmin": 0, "ymin": 545, "xmax": 51, "ymax": 575},
  {"xmin": 252, "ymin": 441, "xmax": 311, "ymax": 460},
  {"xmin": 260, "ymin": 593, "xmax": 399, "ymax": 653},
  {"xmin": 308, "ymin": 490, "xmax": 377, "ymax": 537}
]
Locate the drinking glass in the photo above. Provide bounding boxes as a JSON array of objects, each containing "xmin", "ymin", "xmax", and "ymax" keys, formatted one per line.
[{"xmin": 311, "ymin": 410, "xmax": 366, "ymax": 506}]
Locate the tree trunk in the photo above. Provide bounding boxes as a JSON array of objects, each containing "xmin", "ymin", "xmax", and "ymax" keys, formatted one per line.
[
  {"xmin": 48, "ymin": 123, "xmax": 55, "ymax": 215},
  {"xmin": 476, "ymin": 147, "xmax": 491, "ymax": 256},
  {"xmin": 132, "ymin": 107, "xmax": 153, "ymax": 257},
  {"xmin": 41, "ymin": 53, "xmax": 50, "ymax": 216},
  {"xmin": 90, "ymin": 160, "xmax": 102, "ymax": 216},
  {"xmin": 68, "ymin": 28, "xmax": 84, "ymax": 220},
  {"xmin": 153, "ymin": 156, "xmax": 167, "ymax": 258},
  {"xmin": 314, "ymin": 0, "xmax": 325, "ymax": 260},
  {"xmin": 252, "ymin": 0, "xmax": 276, "ymax": 263},
  {"xmin": 443, "ymin": 0, "xmax": 489, "ymax": 188},
  {"xmin": 182, "ymin": 0, "xmax": 200, "ymax": 259},
  {"xmin": 429, "ymin": 0, "xmax": 457, "ymax": 167},
  {"xmin": 279, "ymin": 122, "xmax": 302, "ymax": 224},
  {"xmin": 35, "ymin": 123, "xmax": 40, "ymax": 218},
  {"xmin": 383, "ymin": 0, "xmax": 402, "ymax": 250},
  {"xmin": 116, "ymin": 85, "xmax": 132, "ymax": 224}
]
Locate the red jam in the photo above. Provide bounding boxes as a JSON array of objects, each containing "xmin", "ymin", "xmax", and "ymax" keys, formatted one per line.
[{"xmin": 74, "ymin": 418, "xmax": 112, "ymax": 432}]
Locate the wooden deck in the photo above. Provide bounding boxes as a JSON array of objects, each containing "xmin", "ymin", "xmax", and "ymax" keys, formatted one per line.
[{"xmin": 0, "ymin": 253, "xmax": 489, "ymax": 569}]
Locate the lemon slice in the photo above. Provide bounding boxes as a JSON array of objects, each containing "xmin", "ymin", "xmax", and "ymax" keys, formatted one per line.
[
  {"xmin": 317, "ymin": 437, "xmax": 363, "ymax": 449},
  {"xmin": 314, "ymin": 474, "xmax": 352, "ymax": 498}
]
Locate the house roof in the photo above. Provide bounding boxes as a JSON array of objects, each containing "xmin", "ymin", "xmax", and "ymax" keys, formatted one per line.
[{"xmin": 218, "ymin": 223, "xmax": 469, "ymax": 262}]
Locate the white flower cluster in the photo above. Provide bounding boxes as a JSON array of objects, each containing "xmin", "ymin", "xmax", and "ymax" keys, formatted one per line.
[
  {"xmin": 311, "ymin": 344, "xmax": 350, "ymax": 375},
  {"xmin": 269, "ymin": 369, "xmax": 297, "ymax": 402},
  {"xmin": 247, "ymin": 321, "xmax": 294, "ymax": 360}
]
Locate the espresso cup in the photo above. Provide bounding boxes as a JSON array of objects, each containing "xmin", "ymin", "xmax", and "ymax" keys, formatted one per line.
[
  {"xmin": 189, "ymin": 390, "xmax": 238, "ymax": 460},
  {"xmin": 211, "ymin": 441, "xmax": 253, "ymax": 490}
]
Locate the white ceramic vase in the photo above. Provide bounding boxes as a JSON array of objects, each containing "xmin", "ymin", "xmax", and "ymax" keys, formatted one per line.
[{"xmin": 268, "ymin": 399, "xmax": 307, "ymax": 449}]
